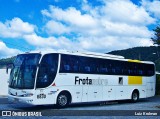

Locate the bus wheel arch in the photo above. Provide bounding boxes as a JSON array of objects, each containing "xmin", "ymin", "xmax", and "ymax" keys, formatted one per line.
[
  {"xmin": 56, "ymin": 90, "xmax": 72, "ymax": 108},
  {"xmin": 131, "ymin": 89, "xmax": 139, "ymax": 102}
]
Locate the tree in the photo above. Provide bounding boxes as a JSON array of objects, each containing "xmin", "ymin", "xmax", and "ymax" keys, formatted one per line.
[{"xmin": 151, "ymin": 25, "xmax": 160, "ymax": 46}]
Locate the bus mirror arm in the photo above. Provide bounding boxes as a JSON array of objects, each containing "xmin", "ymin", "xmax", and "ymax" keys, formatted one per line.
[
  {"xmin": 6, "ymin": 63, "xmax": 14, "ymax": 74},
  {"xmin": 6, "ymin": 67, "xmax": 8, "ymax": 74}
]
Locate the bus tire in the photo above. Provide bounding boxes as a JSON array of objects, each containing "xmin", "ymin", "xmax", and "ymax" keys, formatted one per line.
[
  {"xmin": 131, "ymin": 90, "xmax": 139, "ymax": 103},
  {"xmin": 56, "ymin": 92, "xmax": 70, "ymax": 108}
]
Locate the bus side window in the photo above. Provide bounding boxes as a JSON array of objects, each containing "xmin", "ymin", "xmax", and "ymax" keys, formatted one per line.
[
  {"xmin": 64, "ymin": 65, "xmax": 70, "ymax": 71},
  {"xmin": 146, "ymin": 64, "xmax": 154, "ymax": 76},
  {"xmin": 100, "ymin": 67, "xmax": 106, "ymax": 73},
  {"xmin": 85, "ymin": 66, "xmax": 90, "ymax": 72},
  {"xmin": 73, "ymin": 65, "xmax": 78, "ymax": 72}
]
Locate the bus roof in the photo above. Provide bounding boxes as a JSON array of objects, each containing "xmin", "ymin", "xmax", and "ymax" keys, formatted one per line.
[{"xmin": 20, "ymin": 50, "xmax": 154, "ymax": 64}]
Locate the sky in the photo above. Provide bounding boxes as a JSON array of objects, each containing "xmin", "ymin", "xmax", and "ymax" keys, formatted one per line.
[{"xmin": 0, "ymin": 0, "xmax": 160, "ymax": 58}]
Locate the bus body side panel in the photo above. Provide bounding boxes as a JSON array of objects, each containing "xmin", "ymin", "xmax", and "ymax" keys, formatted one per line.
[
  {"xmin": 33, "ymin": 87, "xmax": 57, "ymax": 105},
  {"xmin": 88, "ymin": 85, "xmax": 103, "ymax": 102},
  {"xmin": 54, "ymin": 73, "xmax": 156, "ymax": 104},
  {"xmin": 146, "ymin": 75, "xmax": 156, "ymax": 97},
  {"xmin": 103, "ymin": 86, "xmax": 116, "ymax": 101},
  {"xmin": 10, "ymin": 74, "xmax": 155, "ymax": 105},
  {"xmin": 55, "ymin": 73, "xmax": 105, "ymax": 103},
  {"xmin": 82, "ymin": 85, "xmax": 88, "ymax": 102},
  {"xmin": 55, "ymin": 74, "xmax": 83, "ymax": 103}
]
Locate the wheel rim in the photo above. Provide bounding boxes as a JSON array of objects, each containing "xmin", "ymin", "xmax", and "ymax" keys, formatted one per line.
[
  {"xmin": 133, "ymin": 93, "xmax": 138, "ymax": 101},
  {"xmin": 58, "ymin": 95, "xmax": 67, "ymax": 106}
]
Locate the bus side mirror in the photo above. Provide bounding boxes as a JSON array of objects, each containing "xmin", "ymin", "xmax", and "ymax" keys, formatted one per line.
[
  {"xmin": 6, "ymin": 63, "xmax": 13, "ymax": 74},
  {"xmin": 6, "ymin": 67, "xmax": 8, "ymax": 74}
]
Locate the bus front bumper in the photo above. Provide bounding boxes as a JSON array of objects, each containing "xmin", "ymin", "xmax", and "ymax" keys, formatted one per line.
[{"xmin": 8, "ymin": 95, "xmax": 35, "ymax": 105}]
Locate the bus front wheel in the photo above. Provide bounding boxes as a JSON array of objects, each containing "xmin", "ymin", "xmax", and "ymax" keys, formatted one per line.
[
  {"xmin": 131, "ymin": 90, "xmax": 139, "ymax": 102},
  {"xmin": 56, "ymin": 93, "xmax": 69, "ymax": 108}
]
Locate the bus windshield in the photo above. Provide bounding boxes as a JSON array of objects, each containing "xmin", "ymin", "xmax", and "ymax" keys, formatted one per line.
[{"xmin": 9, "ymin": 54, "xmax": 41, "ymax": 89}]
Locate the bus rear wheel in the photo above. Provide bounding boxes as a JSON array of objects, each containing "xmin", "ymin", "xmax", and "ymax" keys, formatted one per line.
[
  {"xmin": 131, "ymin": 91, "xmax": 139, "ymax": 103},
  {"xmin": 57, "ymin": 93, "xmax": 69, "ymax": 108}
]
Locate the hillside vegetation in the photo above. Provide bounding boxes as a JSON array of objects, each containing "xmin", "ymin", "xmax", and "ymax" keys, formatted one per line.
[{"xmin": 0, "ymin": 57, "xmax": 15, "ymax": 68}]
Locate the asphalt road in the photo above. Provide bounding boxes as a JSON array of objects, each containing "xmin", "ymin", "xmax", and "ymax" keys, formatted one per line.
[{"xmin": 0, "ymin": 96, "xmax": 160, "ymax": 118}]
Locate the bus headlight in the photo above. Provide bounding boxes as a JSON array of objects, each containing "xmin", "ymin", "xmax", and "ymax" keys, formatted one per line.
[{"xmin": 21, "ymin": 93, "xmax": 33, "ymax": 97}]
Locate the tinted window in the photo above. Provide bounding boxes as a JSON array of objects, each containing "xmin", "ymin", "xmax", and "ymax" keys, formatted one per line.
[
  {"xmin": 9, "ymin": 54, "xmax": 41, "ymax": 89},
  {"xmin": 59, "ymin": 54, "xmax": 155, "ymax": 76},
  {"xmin": 36, "ymin": 54, "xmax": 58, "ymax": 88}
]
